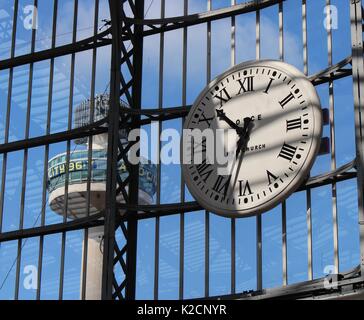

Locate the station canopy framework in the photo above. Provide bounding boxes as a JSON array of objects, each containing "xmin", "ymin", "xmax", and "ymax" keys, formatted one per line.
[{"xmin": 0, "ymin": 0, "xmax": 363, "ymax": 300}]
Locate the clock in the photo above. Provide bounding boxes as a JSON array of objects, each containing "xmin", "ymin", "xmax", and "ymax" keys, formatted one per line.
[{"xmin": 181, "ymin": 60, "xmax": 322, "ymax": 217}]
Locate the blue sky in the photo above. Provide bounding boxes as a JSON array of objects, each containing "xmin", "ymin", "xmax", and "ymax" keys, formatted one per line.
[{"xmin": 0, "ymin": 0, "xmax": 360, "ymax": 300}]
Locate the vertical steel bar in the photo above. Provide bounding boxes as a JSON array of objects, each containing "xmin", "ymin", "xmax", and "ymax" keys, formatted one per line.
[
  {"xmin": 1, "ymin": 0, "xmax": 19, "ymax": 298},
  {"xmin": 14, "ymin": 0, "xmax": 38, "ymax": 299},
  {"xmin": 154, "ymin": 216, "xmax": 160, "ymax": 299},
  {"xmin": 179, "ymin": 0, "xmax": 188, "ymax": 301},
  {"xmin": 154, "ymin": 0, "xmax": 165, "ymax": 301},
  {"xmin": 231, "ymin": 0, "xmax": 236, "ymax": 67},
  {"xmin": 206, "ymin": 0, "xmax": 212, "ymax": 83},
  {"xmin": 58, "ymin": 0, "xmax": 78, "ymax": 300},
  {"xmin": 230, "ymin": 0, "xmax": 236, "ymax": 295},
  {"xmin": 81, "ymin": 230, "xmax": 89, "ymax": 300},
  {"xmin": 302, "ymin": 0, "xmax": 313, "ymax": 281},
  {"xmin": 279, "ymin": 1, "xmax": 284, "ymax": 61},
  {"xmin": 81, "ymin": 0, "xmax": 99, "ymax": 300},
  {"xmin": 279, "ymin": 1, "xmax": 288, "ymax": 286},
  {"xmin": 282, "ymin": 202, "xmax": 288, "ymax": 286},
  {"xmin": 204, "ymin": 0, "xmax": 212, "ymax": 298},
  {"xmin": 325, "ymin": 0, "xmax": 339, "ymax": 274},
  {"xmin": 256, "ymin": 214, "xmax": 262, "ymax": 291},
  {"xmin": 306, "ymin": 190, "xmax": 313, "ymax": 280},
  {"xmin": 0, "ymin": 0, "xmax": 19, "ymax": 234},
  {"xmin": 204, "ymin": 211, "xmax": 210, "ymax": 297},
  {"xmin": 302, "ymin": 0, "xmax": 308, "ymax": 77},
  {"xmin": 58, "ymin": 234, "xmax": 66, "ymax": 300},
  {"xmin": 64, "ymin": 0, "xmax": 78, "ymax": 222},
  {"xmin": 255, "ymin": 8, "xmax": 263, "ymax": 292},
  {"xmin": 350, "ymin": 0, "xmax": 364, "ymax": 277},
  {"xmin": 37, "ymin": 0, "xmax": 58, "ymax": 300},
  {"xmin": 231, "ymin": 218, "xmax": 236, "ymax": 294}
]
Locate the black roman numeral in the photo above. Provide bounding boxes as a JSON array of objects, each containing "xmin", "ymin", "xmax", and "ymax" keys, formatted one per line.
[
  {"xmin": 286, "ymin": 117, "xmax": 302, "ymax": 131},
  {"xmin": 237, "ymin": 76, "xmax": 254, "ymax": 95},
  {"xmin": 198, "ymin": 113, "xmax": 214, "ymax": 127},
  {"xmin": 279, "ymin": 92, "xmax": 295, "ymax": 108},
  {"xmin": 266, "ymin": 170, "xmax": 278, "ymax": 185},
  {"xmin": 238, "ymin": 180, "xmax": 253, "ymax": 197},
  {"xmin": 278, "ymin": 143, "xmax": 297, "ymax": 162},
  {"xmin": 196, "ymin": 158, "xmax": 213, "ymax": 182},
  {"xmin": 213, "ymin": 175, "xmax": 231, "ymax": 196},
  {"xmin": 214, "ymin": 88, "xmax": 231, "ymax": 107},
  {"xmin": 264, "ymin": 78, "xmax": 274, "ymax": 94}
]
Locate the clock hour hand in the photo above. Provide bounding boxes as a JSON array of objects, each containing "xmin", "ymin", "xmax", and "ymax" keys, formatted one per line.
[
  {"xmin": 235, "ymin": 117, "xmax": 253, "ymax": 159},
  {"xmin": 216, "ymin": 109, "xmax": 244, "ymax": 135}
]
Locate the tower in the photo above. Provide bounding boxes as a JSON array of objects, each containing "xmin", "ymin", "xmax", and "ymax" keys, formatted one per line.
[{"xmin": 47, "ymin": 94, "xmax": 156, "ymax": 299}]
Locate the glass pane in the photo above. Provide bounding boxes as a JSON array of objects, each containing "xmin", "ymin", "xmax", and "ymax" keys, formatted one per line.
[
  {"xmin": 158, "ymin": 215, "xmax": 180, "ymax": 299},
  {"xmin": 184, "ymin": 211, "xmax": 205, "ymax": 298},
  {"xmin": 262, "ymin": 205, "xmax": 282, "ymax": 288}
]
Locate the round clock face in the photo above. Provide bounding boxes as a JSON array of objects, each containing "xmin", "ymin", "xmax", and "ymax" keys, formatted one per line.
[{"xmin": 181, "ymin": 60, "xmax": 322, "ymax": 217}]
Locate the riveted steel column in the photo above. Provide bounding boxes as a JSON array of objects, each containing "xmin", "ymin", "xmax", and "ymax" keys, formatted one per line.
[
  {"xmin": 126, "ymin": 0, "xmax": 144, "ymax": 301},
  {"xmin": 102, "ymin": 0, "xmax": 123, "ymax": 300},
  {"xmin": 350, "ymin": 0, "xmax": 364, "ymax": 277}
]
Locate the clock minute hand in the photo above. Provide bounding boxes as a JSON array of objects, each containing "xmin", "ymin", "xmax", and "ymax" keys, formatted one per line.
[
  {"xmin": 235, "ymin": 134, "xmax": 246, "ymax": 159},
  {"xmin": 231, "ymin": 117, "xmax": 253, "ymax": 197}
]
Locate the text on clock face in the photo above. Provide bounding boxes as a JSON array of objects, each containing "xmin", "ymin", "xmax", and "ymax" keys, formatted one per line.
[{"xmin": 235, "ymin": 114, "xmax": 262, "ymax": 125}]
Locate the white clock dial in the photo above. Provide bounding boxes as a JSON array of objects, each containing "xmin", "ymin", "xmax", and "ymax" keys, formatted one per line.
[{"xmin": 181, "ymin": 60, "xmax": 322, "ymax": 217}]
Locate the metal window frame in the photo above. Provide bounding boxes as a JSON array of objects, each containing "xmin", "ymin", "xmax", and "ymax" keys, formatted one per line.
[{"xmin": 0, "ymin": 0, "xmax": 362, "ymax": 301}]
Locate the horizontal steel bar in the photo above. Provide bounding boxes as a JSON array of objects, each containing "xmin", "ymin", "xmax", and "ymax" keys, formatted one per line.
[
  {"xmin": 298, "ymin": 159, "xmax": 356, "ymax": 191},
  {"xmin": 0, "ymin": 212, "xmax": 104, "ymax": 243},
  {"xmin": 310, "ymin": 56, "xmax": 353, "ymax": 86},
  {"xmin": 117, "ymin": 159, "xmax": 356, "ymax": 220},
  {"xmin": 0, "ymin": 118, "xmax": 107, "ymax": 154},
  {"xmin": 312, "ymin": 69, "xmax": 352, "ymax": 86},
  {"xmin": 0, "ymin": 28, "xmax": 112, "ymax": 70},
  {"xmin": 125, "ymin": 0, "xmax": 284, "ymax": 37},
  {"xmin": 120, "ymin": 201, "xmax": 202, "ymax": 220},
  {"xmin": 121, "ymin": 105, "xmax": 190, "ymax": 116},
  {"xmin": 0, "ymin": 158, "xmax": 356, "ymax": 241},
  {"xmin": 122, "ymin": 105, "xmax": 191, "ymax": 128},
  {"xmin": 202, "ymin": 266, "xmax": 363, "ymax": 300}
]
